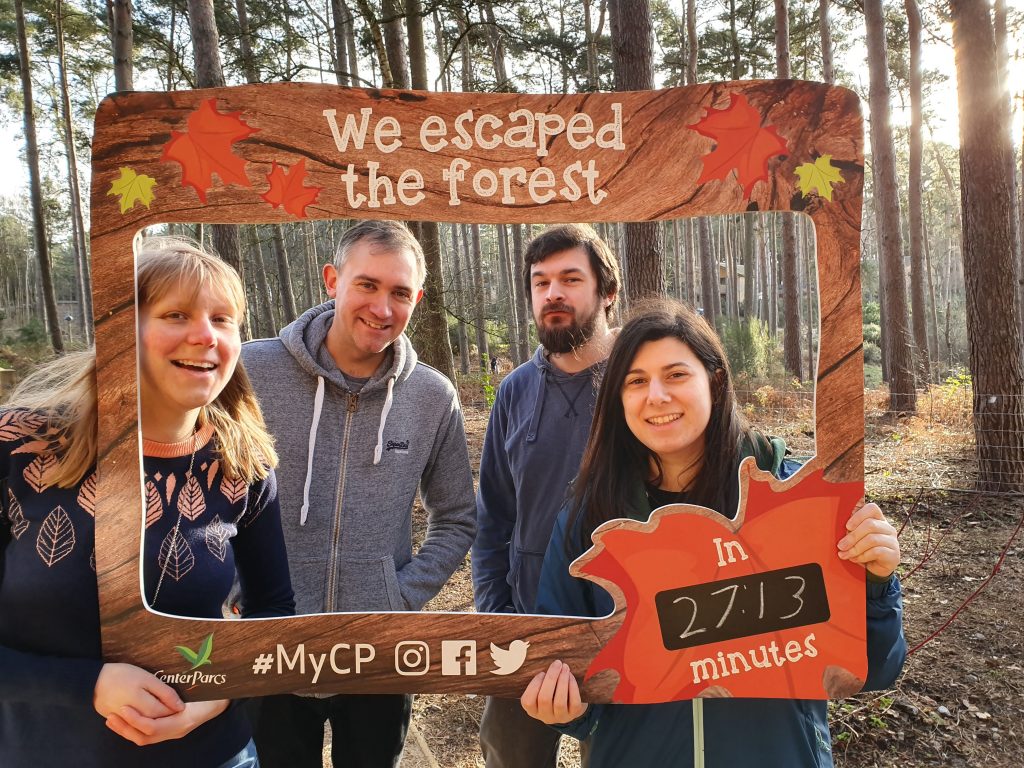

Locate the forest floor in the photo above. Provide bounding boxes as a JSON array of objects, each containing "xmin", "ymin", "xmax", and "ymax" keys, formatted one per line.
[{"xmin": 384, "ymin": 386, "xmax": 1024, "ymax": 768}]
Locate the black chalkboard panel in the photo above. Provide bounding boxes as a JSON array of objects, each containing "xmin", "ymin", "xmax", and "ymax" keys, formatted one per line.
[{"xmin": 655, "ymin": 563, "xmax": 831, "ymax": 651}]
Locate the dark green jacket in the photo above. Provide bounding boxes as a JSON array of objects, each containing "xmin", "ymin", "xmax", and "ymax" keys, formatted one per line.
[{"xmin": 536, "ymin": 436, "xmax": 907, "ymax": 768}]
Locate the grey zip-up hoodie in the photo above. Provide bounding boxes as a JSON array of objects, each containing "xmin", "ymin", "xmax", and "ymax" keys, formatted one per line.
[{"xmin": 241, "ymin": 301, "xmax": 476, "ymax": 616}]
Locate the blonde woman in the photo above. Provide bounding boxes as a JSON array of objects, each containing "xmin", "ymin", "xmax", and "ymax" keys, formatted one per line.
[{"xmin": 0, "ymin": 238, "xmax": 293, "ymax": 767}]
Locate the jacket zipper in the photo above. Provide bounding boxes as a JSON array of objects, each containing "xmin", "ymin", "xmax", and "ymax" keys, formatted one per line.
[{"xmin": 326, "ymin": 391, "xmax": 359, "ymax": 612}]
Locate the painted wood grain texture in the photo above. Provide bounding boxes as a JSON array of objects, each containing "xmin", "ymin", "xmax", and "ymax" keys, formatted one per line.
[{"xmin": 91, "ymin": 81, "xmax": 865, "ymax": 701}]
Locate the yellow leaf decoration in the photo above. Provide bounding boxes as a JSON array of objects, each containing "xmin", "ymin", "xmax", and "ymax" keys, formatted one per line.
[
  {"xmin": 107, "ymin": 166, "xmax": 157, "ymax": 213},
  {"xmin": 794, "ymin": 154, "xmax": 845, "ymax": 201}
]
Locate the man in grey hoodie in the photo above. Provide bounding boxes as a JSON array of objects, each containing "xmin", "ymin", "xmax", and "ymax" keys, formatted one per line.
[
  {"xmin": 242, "ymin": 220, "xmax": 476, "ymax": 768},
  {"xmin": 472, "ymin": 223, "xmax": 620, "ymax": 768}
]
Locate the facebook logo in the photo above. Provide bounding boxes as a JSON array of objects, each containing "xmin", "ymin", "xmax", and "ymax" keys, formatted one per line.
[{"xmin": 440, "ymin": 640, "xmax": 477, "ymax": 676}]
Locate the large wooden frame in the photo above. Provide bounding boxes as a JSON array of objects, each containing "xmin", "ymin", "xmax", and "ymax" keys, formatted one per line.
[{"xmin": 92, "ymin": 81, "xmax": 865, "ymax": 703}]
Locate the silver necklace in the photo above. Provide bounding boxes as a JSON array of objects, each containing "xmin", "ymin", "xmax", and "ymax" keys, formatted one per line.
[{"xmin": 149, "ymin": 430, "xmax": 200, "ymax": 609}]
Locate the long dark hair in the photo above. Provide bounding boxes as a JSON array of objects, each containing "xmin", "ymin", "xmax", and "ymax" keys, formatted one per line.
[{"xmin": 568, "ymin": 298, "xmax": 750, "ymax": 554}]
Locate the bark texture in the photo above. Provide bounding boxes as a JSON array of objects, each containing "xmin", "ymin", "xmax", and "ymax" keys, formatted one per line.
[
  {"xmin": 951, "ymin": 0, "xmax": 1024, "ymax": 492},
  {"xmin": 865, "ymin": 0, "xmax": 916, "ymax": 411}
]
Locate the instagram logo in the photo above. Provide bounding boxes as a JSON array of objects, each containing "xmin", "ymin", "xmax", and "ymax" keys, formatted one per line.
[{"xmin": 394, "ymin": 641, "xmax": 430, "ymax": 676}]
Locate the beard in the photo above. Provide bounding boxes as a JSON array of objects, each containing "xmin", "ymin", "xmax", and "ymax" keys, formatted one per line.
[{"xmin": 536, "ymin": 302, "xmax": 600, "ymax": 354}]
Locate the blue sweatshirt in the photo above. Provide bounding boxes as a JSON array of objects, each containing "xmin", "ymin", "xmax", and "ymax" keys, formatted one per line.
[
  {"xmin": 0, "ymin": 410, "xmax": 294, "ymax": 768},
  {"xmin": 535, "ymin": 453, "xmax": 907, "ymax": 768},
  {"xmin": 473, "ymin": 346, "xmax": 604, "ymax": 614}
]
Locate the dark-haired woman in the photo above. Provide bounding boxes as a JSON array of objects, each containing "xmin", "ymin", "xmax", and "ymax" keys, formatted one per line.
[{"xmin": 521, "ymin": 299, "xmax": 906, "ymax": 767}]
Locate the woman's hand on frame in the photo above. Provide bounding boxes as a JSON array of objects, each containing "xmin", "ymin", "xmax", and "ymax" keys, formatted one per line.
[{"xmin": 521, "ymin": 660, "xmax": 588, "ymax": 725}]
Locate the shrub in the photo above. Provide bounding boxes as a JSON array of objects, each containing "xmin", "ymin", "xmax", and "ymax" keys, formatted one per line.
[
  {"xmin": 863, "ymin": 341, "xmax": 882, "ymax": 365},
  {"xmin": 720, "ymin": 318, "xmax": 784, "ymax": 382},
  {"xmin": 862, "ymin": 323, "xmax": 882, "ymax": 348},
  {"xmin": 863, "ymin": 301, "xmax": 880, "ymax": 326},
  {"xmin": 17, "ymin": 319, "xmax": 47, "ymax": 347}
]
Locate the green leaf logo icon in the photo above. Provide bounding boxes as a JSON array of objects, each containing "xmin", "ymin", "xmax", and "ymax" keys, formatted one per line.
[{"xmin": 174, "ymin": 632, "xmax": 214, "ymax": 670}]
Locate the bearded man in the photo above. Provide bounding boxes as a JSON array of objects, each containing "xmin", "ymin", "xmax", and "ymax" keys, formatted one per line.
[{"xmin": 471, "ymin": 223, "xmax": 621, "ymax": 768}]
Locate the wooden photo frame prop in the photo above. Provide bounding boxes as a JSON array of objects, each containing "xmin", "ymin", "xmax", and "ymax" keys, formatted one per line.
[{"xmin": 92, "ymin": 81, "xmax": 865, "ymax": 703}]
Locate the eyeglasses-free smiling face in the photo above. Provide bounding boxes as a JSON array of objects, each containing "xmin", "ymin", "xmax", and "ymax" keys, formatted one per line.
[
  {"xmin": 621, "ymin": 336, "xmax": 715, "ymax": 485},
  {"xmin": 324, "ymin": 240, "xmax": 423, "ymax": 378},
  {"xmin": 138, "ymin": 282, "xmax": 242, "ymax": 438}
]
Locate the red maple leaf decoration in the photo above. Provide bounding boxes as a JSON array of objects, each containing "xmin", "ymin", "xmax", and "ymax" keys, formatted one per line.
[
  {"xmin": 261, "ymin": 159, "xmax": 322, "ymax": 218},
  {"xmin": 574, "ymin": 462, "xmax": 866, "ymax": 704},
  {"xmin": 161, "ymin": 98, "xmax": 259, "ymax": 202},
  {"xmin": 691, "ymin": 93, "xmax": 789, "ymax": 198}
]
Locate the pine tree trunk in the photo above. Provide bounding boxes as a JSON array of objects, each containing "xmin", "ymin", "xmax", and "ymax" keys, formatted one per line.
[
  {"xmin": 769, "ymin": 217, "xmax": 779, "ymax": 335},
  {"xmin": 776, "ymin": 0, "xmax": 802, "ymax": 380},
  {"xmin": 726, "ymin": 221, "xmax": 739, "ymax": 319},
  {"xmin": 188, "ymin": 0, "xmax": 244, "ymax": 277},
  {"xmin": 405, "ymin": 0, "xmax": 455, "ymax": 381},
  {"xmin": 248, "ymin": 227, "xmax": 278, "ymax": 335},
  {"xmin": 865, "ymin": 0, "xmax": 916, "ymax": 412},
  {"xmin": 905, "ymin": 0, "xmax": 932, "ymax": 381},
  {"xmin": 484, "ymin": 3, "xmax": 509, "ymax": 89},
  {"xmin": 804, "ymin": 223, "xmax": 815, "ymax": 376},
  {"xmin": 431, "ymin": 9, "xmax": 450, "ymax": 91},
  {"xmin": 330, "ymin": 0, "xmax": 351, "ymax": 85},
  {"xmin": 819, "ymin": 0, "xmax": 834, "ymax": 83},
  {"xmin": 415, "ymin": 222, "xmax": 457, "ymax": 381},
  {"xmin": 57, "ymin": 0, "xmax": 93, "ymax": 344},
  {"xmin": 234, "ymin": 0, "xmax": 259, "ymax": 83},
  {"xmin": 743, "ymin": 216, "xmax": 755, "ymax": 320},
  {"xmin": 698, "ymin": 218, "xmax": 717, "ymax": 328},
  {"xmin": 470, "ymin": 224, "xmax": 489, "ymax": 371},
  {"xmin": 15, "ymin": 0, "xmax": 63, "ymax": 353},
  {"xmin": 381, "ymin": 0, "xmax": 410, "ymax": 88},
  {"xmin": 342, "ymin": 0, "xmax": 361, "ymax": 86},
  {"xmin": 302, "ymin": 223, "xmax": 317, "ymax": 310},
  {"xmin": 355, "ymin": 0, "xmax": 394, "ymax": 87},
  {"xmin": 109, "ymin": 0, "xmax": 133, "ymax": 91},
  {"xmin": 497, "ymin": 224, "xmax": 522, "ymax": 364},
  {"xmin": 685, "ymin": 220, "xmax": 696, "ymax": 305},
  {"xmin": 584, "ymin": 0, "xmax": 600, "ymax": 90},
  {"xmin": 449, "ymin": 225, "xmax": 470, "ymax": 375},
  {"xmin": 951, "ymin": 0, "xmax": 1024, "ymax": 492},
  {"xmin": 672, "ymin": 220, "xmax": 683, "ymax": 302},
  {"xmin": 686, "ymin": 0, "xmax": 697, "ymax": 85},
  {"xmin": 610, "ymin": 0, "xmax": 663, "ymax": 301},
  {"xmin": 993, "ymin": 0, "xmax": 1024, "ymax": 346},
  {"xmin": 922, "ymin": 206, "xmax": 941, "ymax": 370},
  {"xmin": 269, "ymin": 227, "xmax": 297, "ymax": 324},
  {"xmin": 512, "ymin": 224, "xmax": 532, "ymax": 361}
]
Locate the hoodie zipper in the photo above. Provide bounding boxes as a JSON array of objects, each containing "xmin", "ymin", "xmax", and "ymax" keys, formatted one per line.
[{"xmin": 326, "ymin": 391, "xmax": 359, "ymax": 612}]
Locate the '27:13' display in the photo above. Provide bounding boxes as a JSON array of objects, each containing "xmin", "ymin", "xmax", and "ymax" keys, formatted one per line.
[{"xmin": 654, "ymin": 562, "xmax": 831, "ymax": 651}]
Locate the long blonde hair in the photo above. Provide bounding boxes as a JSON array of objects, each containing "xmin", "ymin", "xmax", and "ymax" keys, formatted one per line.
[
  {"xmin": 4, "ymin": 351, "xmax": 97, "ymax": 488},
  {"xmin": 136, "ymin": 236, "xmax": 277, "ymax": 482},
  {"xmin": 4, "ymin": 236, "xmax": 277, "ymax": 487}
]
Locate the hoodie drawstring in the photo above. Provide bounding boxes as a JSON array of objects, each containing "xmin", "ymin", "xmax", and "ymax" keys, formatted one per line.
[
  {"xmin": 300, "ymin": 375, "xmax": 326, "ymax": 526},
  {"xmin": 373, "ymin": 376, "xmax": 396, "ymax": 465},
  {"xmin": 525, "ymin": 368, "xmax": 547, "ymax": 444}
]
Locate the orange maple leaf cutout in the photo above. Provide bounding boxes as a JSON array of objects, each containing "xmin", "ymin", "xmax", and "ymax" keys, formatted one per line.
[
  {"xmin": 691, "ymin": 93, "xmax": 789, "ymax": 198},
  {"xmin": 261, "ymin": 159, "xmax": 322, "ymax": 218},
  {"xmin": 161, "ymin": 98, "xmax": 259, "ymax": 202},
  {"xmin": 574, "ymin": 462, "xmax": 866, "ymax": 703}
]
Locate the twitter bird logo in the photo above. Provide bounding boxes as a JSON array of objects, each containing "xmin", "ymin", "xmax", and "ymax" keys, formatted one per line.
[{"xmin": 489, "ymin": 640, "xmax": 530, "ymax": 675}]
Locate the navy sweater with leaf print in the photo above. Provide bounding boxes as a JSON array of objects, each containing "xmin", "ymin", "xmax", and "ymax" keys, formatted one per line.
[{"xmin": 0, "ymin": 409, "xmax": 294, "ymax": 768}]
